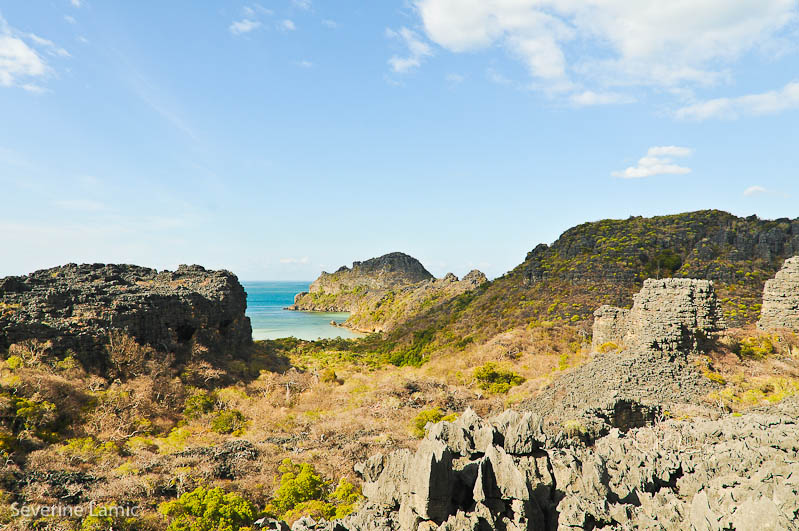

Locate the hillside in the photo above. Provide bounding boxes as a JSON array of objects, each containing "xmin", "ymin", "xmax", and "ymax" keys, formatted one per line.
[{"xmin": 380, "ymin": 210, "xmax": 799, "ymax": 355}]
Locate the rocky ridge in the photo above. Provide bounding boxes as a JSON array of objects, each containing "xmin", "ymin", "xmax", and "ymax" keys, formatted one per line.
[
  {"xmin": 758, "ymin": 256, "xmax": 799, "ymax": 331},
  {"xmin": 0, "ymin": 263, "xmax": 252, "ymax": 368}
]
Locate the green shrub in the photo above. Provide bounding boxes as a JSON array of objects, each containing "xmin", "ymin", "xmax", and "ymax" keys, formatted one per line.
[
  {"xmin": 5, "ymin": 356, "xmax": 23, "ymax": 370},
  {"xmin": 81, "ymin": 504, "xmax": 141, "ymax": 531},
  {"xmin": 739, "ymin": 336, "xmax": 776, "ymax": 360},
  {"xmin": 473, "ymin": 363, "xmax": 525, "ymax": 394},
  {"xmin": 265, "ymin": 459, "xmax": 363, "ymax": 523},
  {"xmin": 183, "ymin": 391, "xmax": 216, "ymax": 419},
  {"xmin": 597, "ymin": 342, "xmax": 619, "ymax": 354},
  {"xmin": 266, "ymin": 459, "xmax": 330, "ymax": 520},
  {"xmin": 562, "ymin": 419, "xmax": 588, "ymax": 439},
  {"xmin": 210, "ymin": 410, "xmax": 246, "ymax": 435},
  {"xmin": 411, "ymin": 408, "xmax": 457, "ymax": 438},
  {"xmin": 159, "ymin": 486, "xmax": 258, "ymax": 531}
]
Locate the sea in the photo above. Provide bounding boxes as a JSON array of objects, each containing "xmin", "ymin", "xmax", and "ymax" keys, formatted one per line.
[{"xmin": 242, "ymin": 281, "xmax": 363, "ymax": 341}]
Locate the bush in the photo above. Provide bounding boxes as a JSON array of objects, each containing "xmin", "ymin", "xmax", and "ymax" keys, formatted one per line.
[
  {"xmin": 597, "ymin": 342, "xmax": 619, "ymax": 354},
  {"xmin": 159, "ymin": 486, "xmax": 258, "ymax": 531},
  {"xmin": 738, "ymin": 336, "xmax": 776, "ymax": 360},
  {"xmin": 411, "ymin": 408, "xmax": 457, "ymax": 438},
  {"xmin": 183, "ymin": 391, "xmax": 216, "ymax": 419},
  {"xmin": 265, "ymin": 459, "xmax": 363, "ymax": 523},
  {"xmin": 210, "ymin": 410, "xmax": 247, "ymax": 435},
  {"xmin": 473, "ymin": 363, "xmax": 525, "ymax": 394},
  {"xmin": 562, "ymin": 419, "xmax": 588, "ymax": 439},
  {"xmin": 266, "ymin": 459, "xmax": 330, "ymax": 521},
  {"xmin": 5, "ymin": 356, "xmax": 23, "ymax": 370}
]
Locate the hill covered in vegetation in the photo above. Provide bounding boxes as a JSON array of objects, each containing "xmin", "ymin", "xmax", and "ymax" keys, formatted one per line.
[{"xmin": 377, "ymin": 210, "xmax": 799, "ymax": 359}]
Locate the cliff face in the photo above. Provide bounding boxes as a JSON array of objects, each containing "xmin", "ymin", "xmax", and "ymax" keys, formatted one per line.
[
  {"xmin": 0, "ymin": 263, "xmax": 252, "ymax": 368},
  {"xmin": 290, "ymin": 252, "xmax": 487, "ymax": 333}
]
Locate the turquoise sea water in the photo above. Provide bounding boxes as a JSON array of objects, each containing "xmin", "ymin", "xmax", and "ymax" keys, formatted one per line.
[{"xmin": 243, "ymin": 281, "xmax": 363, "ymax": 341}]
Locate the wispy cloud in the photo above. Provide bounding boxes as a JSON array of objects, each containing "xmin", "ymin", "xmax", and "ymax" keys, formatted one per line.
[
  {"xmin": 0, "ymin": 16, "xmax": 55, "ymax": 90},
  {"xmin": 280, "ymin": 257, "xmax": 309, "ymax": 264},
  {"xmin": 296, "ymin": 60, "xmax": 313, "ymax": 68},
  {"xmin": 386, "ymin": 27, "xmax": 432, "ymax": 73},
  {"xmin": 291, "ymin": 0, "xmax": 311, "ymax": 10},
  {"xmin": 571, "ymin": 90, "xmax": 634, "ymax": 107},
  {"xmin": 743, "ymin": 185, "xmax": 768, "ymax": 197},
  {"xmin": 676, "ymin": 81, "xmax": 799, "ymax": 120},
  {"xmin": 322, "ymin": 19, "xmax": 337, "ymax": 29},
  {"xmin": 70, "ymin": 0, "xmax": 82, "ymax": 7},
  {"xmin": 229, "ymin": 19, "xmax": 262, "ymax": 35},
  {"xmin": 446, "ymin": 73, "xmax": 464, "ymax": 84},
  {"xmin": 281, "ymin": 19, "xmax": 296, "ymax": 31},
  {"xmin": 612, "ymin": 146, "xmax": 693, "ymax": 179},
  {"xmin": 64, "ymin": 15, "xmax": 76, "ymax": 24}
]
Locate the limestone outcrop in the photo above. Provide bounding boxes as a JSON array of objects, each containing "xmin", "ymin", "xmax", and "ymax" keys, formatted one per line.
[
  {"xmin": 287, "ymin": 402, "xmax": 799, "ymax": 531},
  {"xmin": 592, "ymin": 278, "xmax": 725, "ymax": 354},
  {"xmin": 0, "ymin": 263, "xmax": 252, "ymax": 367},
  {"xmin": 758, "ymin": 256, "xmax": 799, "ymax": 331}
]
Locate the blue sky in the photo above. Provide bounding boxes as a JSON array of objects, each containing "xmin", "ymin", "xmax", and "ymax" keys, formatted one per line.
[{"xmin": 1, "ymin": 1, "xmax": 798, "ymax": 280}]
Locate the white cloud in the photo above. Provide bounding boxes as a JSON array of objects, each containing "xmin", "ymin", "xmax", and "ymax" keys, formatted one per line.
[
  {"xmin": 413, "ymin": 0, "xmax": 798, "ymax": 98},
  {"xmin": 64, "ymin": 15, "xmax": 76, "ymax": 24},
  {"xmin": 744, "ymin": 185, "xmax": 768, "ymax": 196},
  {"xmin": 292, "ymin": 0, "xmax": 311, "ymax": 10},
  {"xmin": 386, "ymin": 27, "xmax": 432, "ymax": 73},
  {"xmin": 446, "ymin": 73, "xmax": 464, "ymax": 84},
  {"xmin": 280, "ymin": 257, "xmax": 309, "ymax": 264},
  {"xmin": 570, "ymin": 90, "xmax": 635, "ymax": 106},
  {"xmin": 0, "ymin": 33, "xmax": 50, "ymax": 88},
  {"xmin": 28, "ymin": 33, "xmax": 70, "ymax": 57},
  {"xmin": 70, "ymin": 0, "xmax": 82, "ymax": 7},
  {"xmin": 297, "ymin": 60, "xmax": 313, "ymax": 68},
  {"xmin": 612, "ymin": 146, "xmax": 693, "ymax": 179},
  {"xmin": 676, "ymin": 81, "xmax": 799, "ymax": 120},
  {"xmin": 281, "ymin": 19, "xmax": 296, "ymax": 31},
  {"xmin": 322, "ymin": 19, "xmax": 338, "ymax": 29},
  {"xmin": 229, "ymin": 19, "xmax": 262, "ymax": 35}
]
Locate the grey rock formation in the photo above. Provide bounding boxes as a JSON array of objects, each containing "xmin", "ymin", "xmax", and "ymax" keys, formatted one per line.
[
  {"xmin": 292, "ymin": 401, "xmax": 799, "ymax": 531},
  {"xmin": 758, "ymin": 256, "xmax": 799, "ymax": 331},
  {"xmin": 0, "ymin": 263, "xmax": 252, "ymax": 367},
  {"xmin": 592, "ymin": 278, "xmax": 725, "ymax": 355}
]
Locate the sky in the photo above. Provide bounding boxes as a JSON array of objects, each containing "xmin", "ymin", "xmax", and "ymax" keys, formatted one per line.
[{"xmin": 1, "ymin": 1, "xmax": 798, "ymax": 281}]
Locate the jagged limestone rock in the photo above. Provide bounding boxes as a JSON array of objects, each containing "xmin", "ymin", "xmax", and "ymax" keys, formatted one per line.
[
  {"xmin": 758, "ymin": 256, "xmax": 799, "ymax": 331},
  {"xmin": 592, "ymin": 278, "xmax": 725, "ymax": 355},
  {"xmin": 310, "ymin": 400, "xmax": 799, "ymax": 531}
]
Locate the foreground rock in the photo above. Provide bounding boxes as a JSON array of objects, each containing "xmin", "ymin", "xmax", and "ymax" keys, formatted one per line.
[
  {"xmin": 758, "ymin": 256, "xmax": 799, "ymax": 331},
  {"xmin": 287, "ymin": 402, "xmax": 799, "ymax": 531},
  {"xmin": 0, "ymin": 263, "xmax": 252, "ymax": 367}
]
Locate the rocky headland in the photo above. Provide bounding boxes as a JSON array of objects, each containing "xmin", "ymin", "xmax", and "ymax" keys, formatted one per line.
[{"xmin": 290, "ymin": 252, "xmax": 487, "ymax": 332}]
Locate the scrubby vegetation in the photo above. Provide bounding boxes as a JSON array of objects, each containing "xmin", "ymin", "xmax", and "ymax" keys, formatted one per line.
[
  {"xmin": 473, "ymin": 363, "xmax": 526, "ymax": 394},
  {"xmin": 411, "ymin": 408, "xmax": 457, "ymax": 438}
]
